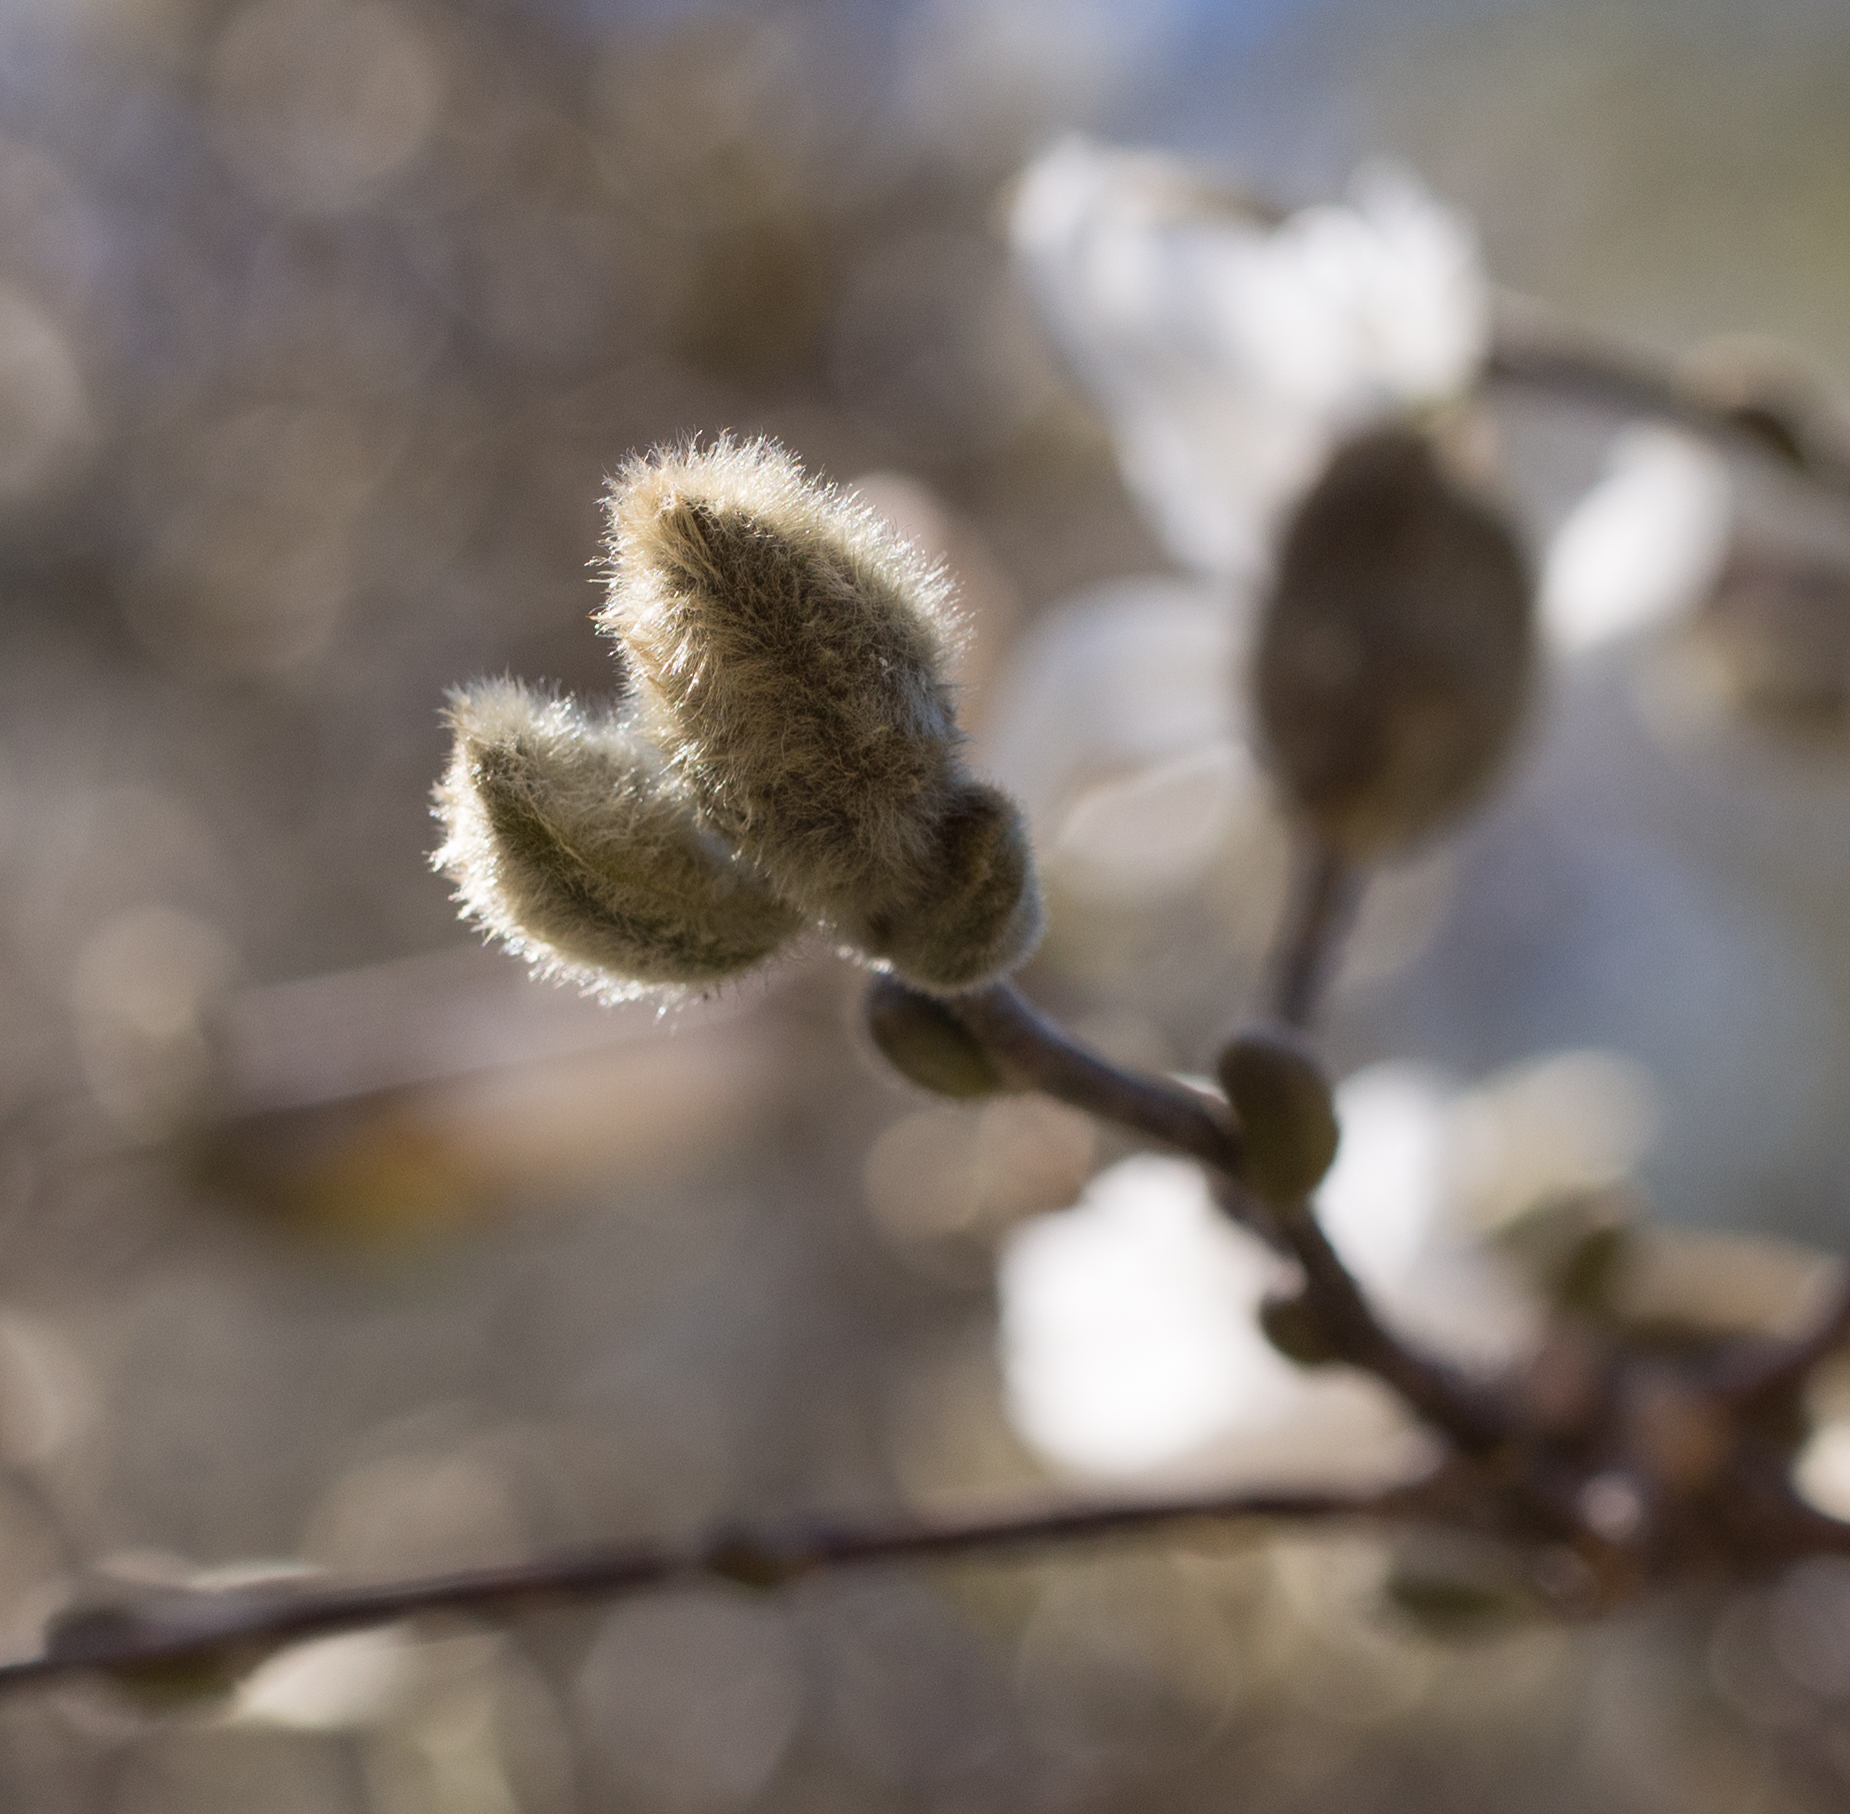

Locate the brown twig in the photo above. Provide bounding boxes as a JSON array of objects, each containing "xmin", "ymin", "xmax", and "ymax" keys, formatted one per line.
[
  {"xmin": 0, "ymin": 1480, "xmax": 1439, "ymax": 1690},
  {"xmin": 951, "ymin": 980, "xmax": 1241, "ymax": 1173},
  {"xmin": 949, "ymin": 972, "xmax": 1509, "ymax": 1455},
  {"xmin": 1266, "ymin": 1201, "xmax": 1512, "ymax": 1455}
]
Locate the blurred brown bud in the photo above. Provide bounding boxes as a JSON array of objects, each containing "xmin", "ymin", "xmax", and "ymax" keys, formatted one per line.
[
  {"xmin": 1257, "ymin": 1288, "xmax": 1339, "ymax": 1367},
  {"xmin": 1491, "ymin": 1188, "xmax": 1638, "ymax": 1320},
  {"xmin": 1383, "ymin": 1536, "xmax": 1544, "ymax": 1639},
  {"xmin": 1217, "ymin": 1021, "xmax": 1339, "ymax": 1205},
  {"xmin": 863, "ymin": 973, "xmax": 1006, "ymax": 1099},
  {"xmin": 1255, "ymin": 427, "xmax": 1534, "ymax": 857}
]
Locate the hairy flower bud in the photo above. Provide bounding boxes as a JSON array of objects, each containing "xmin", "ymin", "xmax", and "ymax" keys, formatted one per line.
[
  {"xmin": 433, "ymin": 680, "xmax": 802, "ymax": 996},
  {"xmin": 863, "ymin": 973, "xmax": 1006, "ymax": 1099},
  {"xmin": 601, "ymin": 438, "xmax": 1042, "ymax": 988},
  {"xmin": 1217, "ymin": 1021, "xmax": 1340, "ymax": 1205},
  {"xmin": 1256, "ymin": 427, "xmax": 1534, "ymax": 857}
]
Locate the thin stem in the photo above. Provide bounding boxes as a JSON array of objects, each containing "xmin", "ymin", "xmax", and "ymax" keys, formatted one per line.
[
  {"xmin": 945, "ymin": 977, "xmax": 1510, "ymax": 1448},
  {"xmin": 1267, "ymin": 1202, "xmax": 1510, "ymax": 1454},
  {"xmin": 1246, "ymin": 839, "xmax": 1512, "ymax": 1452},
  {"xmin": 951, "ymin": 981, "xmax": 1241, "ymax": 1173},
  {"xmin": 1264, "ymin": 839, "xmax": 1362, "ymax": 1030},
  {"xmin": 0, "ymin": 1481, "xmax": 1436, "ymax": 1690}
]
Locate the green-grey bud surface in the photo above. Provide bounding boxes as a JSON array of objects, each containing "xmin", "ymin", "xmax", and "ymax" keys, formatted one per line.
[
  {"xmin": 1256, "ymin": 427, "xmax": 1534, "ymax": 857},
  {"xmin": 433, "ymin": 679, "xmax": 803, "ymax": 997},
  {"xmin": 863, "ymin": 973, "xmax": 1006, "ymax": 1098},
  {"xmin": 1218, "ymin": 1021, "xmax": 1340, "ymax": 1204}
]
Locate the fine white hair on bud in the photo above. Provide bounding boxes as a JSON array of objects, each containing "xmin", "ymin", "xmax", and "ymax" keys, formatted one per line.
[
  {"xmin": 432, "ymin": 679, "xmax": 804, "ymax": 998},
  {"xmin": 1256, "ymin": 426, "xmax": 1534, "ymax": 858},
  {"xmin": 601, "ymin": 436, "xmax": 1042, "ymax": 989}
]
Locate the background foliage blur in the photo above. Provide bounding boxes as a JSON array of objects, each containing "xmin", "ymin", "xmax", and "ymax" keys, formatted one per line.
[{"xmin": 7, "ymin": 0, "xmax": 1850, "ymax": 1808}]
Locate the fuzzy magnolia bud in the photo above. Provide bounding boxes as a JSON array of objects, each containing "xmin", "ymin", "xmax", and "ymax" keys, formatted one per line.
[
  {"xmin": 433, "ymin": 680, "xmax": 803, "ymax": 996},
  {"xmin": 601, "ymin": 438, "xmax": 1042, "ymax": 990},
  {"xmin": 1218, "ymin": 1021, "xmax": 1340, "ymax": 1205},
  {"xmin": 1256, "ymin": 427, "xmax": 1534, "ymax": 857},
  {"xmin": 863, "ymin": 973, "xmax": 1006, "ymax": 1099}
]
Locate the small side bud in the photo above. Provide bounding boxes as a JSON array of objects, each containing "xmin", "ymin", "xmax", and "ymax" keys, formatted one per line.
[
  {"xmin": 864, "ymin": 973, "xmax": 1006, "ymax": 1099},
  {"xmin": 44, "ymin": 1588, "xmax": 282, "ymax": 1712},
  {"xmin": 705, "ymin": 1534, "xmax": 808, "ymax": 1593},
  {"xmin": 857, "ymin": 784, "xmax": 1044, "ymax": 993},
  {"xmin": 433, "ymin": 680, "xmax": 803, "ymax": 997},
  {"xmin": 1256, "ymin": 427, "xmax": 1534, "ymax": 857},
  {"xmin": 1258, "ymin": 1288, "xmax": 1340, "ymax": 1367},
  {"xmin": 601, "ymin": 439, "xmax": 1042, "ymax": 988},
  {"xmin": 1383, "ymin": 1543, "xmax": 1543, "ymax": 1639},
  {"xmin": 1217, "ymin": 1021, "xmax": 1339, "ymax": 1204}
]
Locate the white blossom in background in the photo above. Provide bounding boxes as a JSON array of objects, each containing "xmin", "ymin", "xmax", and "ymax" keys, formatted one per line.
[
  {"xmin": 983, "ymin": 576, "xmax": 1239, "ymax": 832},
  {"xmin": 1540, "ymin": 426, "xmax": 1734, "ymax": 655},
  {"xmin": 999, "ymin": 1153, "xmax": 1302, "ymax": 1479},
  {"xmin": 999, "ymin": 1054, "xmax": 1658, "ymax": 1488},
  {"xmin": 980, "ymin": 572, "xmax": 1262, "ymax": 883},
  {"xmin": 1796, "ymin": 1422, "xmax": 1850, "ymax": 1523},
  {"xmin": 1010, "ymin": 136, "xmax": 1489, "ymax": 580},
  {"xmin": 233, "ymin": 1625, "xmax": 429, "ymax": 1730}
]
